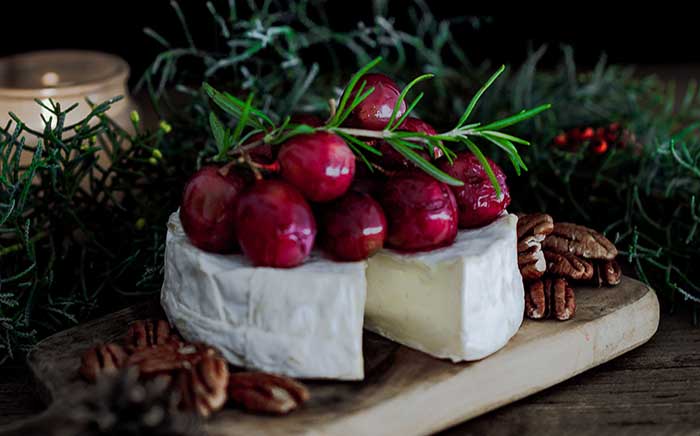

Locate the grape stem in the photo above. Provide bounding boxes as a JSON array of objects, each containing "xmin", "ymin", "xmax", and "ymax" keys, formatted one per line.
[
  {"xmin": 234, "ymin": 139, "xmax": 266, "ymax": 154},
  {"xmin": 327, "ymin": 98, "xmax": 337, "ymax": 119},
  {"xmin": 218, "ymin": 160, "xmax": 237, "ymax": 176},
  {"xmin": 219, "ymin": 152, "xmax": 280, "ymax": 179},
  {"xmin": 242, "ymin": 153, "xmax": 263, "ymax": 180},
  {"xmin": 370, "ymin": 162, "xmax": 391, "ymax": 175}
]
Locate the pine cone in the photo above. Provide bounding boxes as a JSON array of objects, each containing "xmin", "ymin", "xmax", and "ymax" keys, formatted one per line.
[{"xmin": 71, "ymin": 368, "xmax": 204, "ymax": 436}]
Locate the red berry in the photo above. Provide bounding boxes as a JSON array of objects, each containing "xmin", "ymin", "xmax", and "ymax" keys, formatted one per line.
[
  {"xmin": 592, "ymin": 139, "xmax": 608, "ymax": 154},
  {"xmin": 569, "ymin": 127, "xmax": 582, "ymax": 142},
  {"xmin": 581, "ymin": 127, "xmax": 595, "ymax": 141},
  {"xmin": 376, "ymin": 117, "xmax": 443, "ymax": 170},
  {"xmin": 439, "ymin": 153, "xmax": 510, "ymax": 229},
  {"xmin": 381, "ymin": 171, "xmax": 458, "ymax": 251},
  {"xmin": 602, "ymin": 126, "xmax": 620, "ymax": 143},
  {"xmin": 279, "ymin": 131, "xmax": 356, "ymax": 202},
  {"xmin": 321, "ymin": 192, "xmax": 387, "ymax": 261},
  {"xmin": 180, "ymin": 166, "xmax": 248, "ymax": 253},
  {"xmin": 553, "ymin": 133, "xmax": 568, "ymax": 146},
  {"xmin": 235, "ymin": 180, "xmax": 316, "ymax": 268},
  {"xmin": 344, "ymin": 74, "xmax": 405, "ymax": 130}
]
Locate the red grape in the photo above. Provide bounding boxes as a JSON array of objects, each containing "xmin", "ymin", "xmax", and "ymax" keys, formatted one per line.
[
  {"xmin": 376, "ymin": 117, "xmax": 443, "ymax": 170},
  {"xmin": 344, "ymin": 74, "xmax": 405, "ymax": 130},
  {"xmin": 439, "ymin": 153, "xmax": 510, "ymax": 228},
  {"xmin": 350, "ymin": 162, "xmax": 385, "ymax": 197},
  {"xmin": 279, "ymin": 131, "xmax": 356, "ymax": 202},
  {"xmin": 180, "ymin": 166, "xmax": 248, "ymax": 253},
  {"xmin": 381, "ymin": 171, "xmax": 458, "ymax": 251},
  {"xmin": 246, "ymin": 132, "xmax": 275, "ymax": 164},
  {"xmin": 248, "ymin": 114, "xmax": 323, "ymax": 164},
  {"xmin": 235, "ymin": 180, "xmax": 317, "ymax": 268},
  {"xmin": 290, "ymin": 113, "xmax": 323, "ymax": 127},
  {"xmin": 400, "ymin": 117, "xmax": 444, "ymax": 160},
  {"xmin": 321, "ymin": 192, "xmax": 387, "ymax": 261}
]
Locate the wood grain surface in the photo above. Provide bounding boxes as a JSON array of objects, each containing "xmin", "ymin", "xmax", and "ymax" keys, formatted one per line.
[
  {"xmin": 0, "ymin": 276, "xmax": 661, "ymax": 435},
  {"xmin": 2, "ymin": 313, "xmax": 697, "ymax": 435}
]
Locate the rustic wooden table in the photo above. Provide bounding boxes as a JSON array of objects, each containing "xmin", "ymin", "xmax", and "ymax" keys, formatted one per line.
[{"xmin": 0, "ymin": 309, "xmax": 698, "ymax": 434}]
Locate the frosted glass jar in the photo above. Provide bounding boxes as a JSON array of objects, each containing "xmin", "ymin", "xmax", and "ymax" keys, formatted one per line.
[
  {"xmin": 0, "ymin": 50, "xmax": 138, "ymax": 177},
  {"xmin": 0, "ymin": 50, "xmax": 137, "ymax": 138}
]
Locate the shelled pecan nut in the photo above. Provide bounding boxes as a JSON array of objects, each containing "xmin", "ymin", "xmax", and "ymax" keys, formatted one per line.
[
  {"xmin": 544, "ymin": 250, "xmax": 594, "ymax": 281},
  {"xmin": 126, "ymin": 342, "xmax": 203, "ymax": 377},
  {"xmin": 520, "ymin": 261, "xmax": 546, "ymax": 282},
  {"xmin": 594, "ymin": 259, "xmax": 622, "ymax": 287},
  {"xmin": 542, "ymin": 222, "xmax": 618, "ymax": 260},
  {"xmin": 518, "ymin": 246, "xmax": 547, "ymax": 281},
  {"xmin": 177, "ymin": 347, "xmax": 229, "ymax": 417},
  {"xmin": 517, "ymin": 213, "xmax": 554, "ymax": 243},
  {"xmin": 125, "ymin": 319, "xmax": 181, "ymax": 351},
  {"xmin": 229, "ymin": 372, "xmax": 310, "ymax": 415},
  {"xmin": 516, "ymin": 213, "xmax": 553, "ymax": 281},
  {"xmin": 79, "ymin": 343, "xmax": 128, "ymax": 382},
  {"xmin": 524, "ymin": 280, "xmax": 547, "ymax": 319},
  {"xmin": 525, "ymin": 277, "xmax": 576, "ymax": 321}
]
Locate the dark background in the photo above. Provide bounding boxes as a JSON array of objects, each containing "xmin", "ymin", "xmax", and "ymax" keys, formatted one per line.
[{"xmin": 1, "ymin": 2, "xmax": 698, "ymax": 85}]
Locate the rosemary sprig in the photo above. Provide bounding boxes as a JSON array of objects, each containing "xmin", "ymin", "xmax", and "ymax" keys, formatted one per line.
[
  {"xmin": 205, "ymin": 58, "xmax": 549, "ymax": 191},
  {"xmin": 1, "ymin": 96, "xmax": 183, "ymax": 363}
]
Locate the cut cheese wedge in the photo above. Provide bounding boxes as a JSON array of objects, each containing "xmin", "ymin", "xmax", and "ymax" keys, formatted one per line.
[{"xmin": 365, "ymin": 214, "xmax": 524, "ymax": 361}]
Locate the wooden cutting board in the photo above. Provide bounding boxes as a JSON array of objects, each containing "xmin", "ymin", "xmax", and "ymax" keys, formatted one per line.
[{"xmin": 15, "ymin": 277, "xmax": 658, "ymax": 436}]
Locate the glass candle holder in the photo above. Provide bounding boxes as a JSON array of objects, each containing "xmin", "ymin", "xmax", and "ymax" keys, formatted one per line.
[
  {"xmin": 0, "ymin": 50, "xmax": 137, "ymax": 140},
  {"xmin": 0, "ymin": 50, "xmax": 139, "ymax": 182}
]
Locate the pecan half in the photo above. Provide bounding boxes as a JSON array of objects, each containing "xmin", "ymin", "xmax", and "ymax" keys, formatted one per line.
[
  {"xmin": 517, "ymin": 213, "xmax": 554, "ymax": 242},
  {"xmin": 544, "ymin": 250, "xmax": 594, "ymax": 281},
  {"xmin": 518, "ymin": 246, "xmax": 547, "ymax": 281},
  {"xmin": 79, "ymin": 343, "xmax": 128, "ymax": 382},
  {"xmin": 229, "ymin": 372, "xmax": 310, "ymax": 415},
  {"xmin": 525, "ymin": 277, "xmax": 576, "ymax": 321},
  {"xmin": 127, "ymin": 342, "xmax": 202, "ymax": 378},
  {"xmin": 594, "ymin": 259, "xmax": 622, "ymax": 287},
  {"xmin": 125, "ymin": 319, "xmax": 180, "ymax": 351},
  {"xmin": 524, "ymin": 280, "xmax": 547, "ymax": 319},
  {"xmin": 516, "ymin": 213, "xmax": 553, "ymax": 281},
  {"xmin": 542, "ymin": 222, "xmax": 618, "ymax": 260},
  {"xmin": 177, "ymin": 347, "xmax": 229, "ymax": 417}
]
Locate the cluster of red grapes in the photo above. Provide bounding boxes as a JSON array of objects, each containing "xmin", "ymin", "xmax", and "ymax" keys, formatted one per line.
[{"xmin": 180, "ymin": 74, "xmax": 511, "ymax": 268}]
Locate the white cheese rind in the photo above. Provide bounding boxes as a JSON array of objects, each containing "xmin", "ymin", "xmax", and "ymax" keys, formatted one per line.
[
  {"xmin": 365, "ymin": 214, "xmax": 524, "ymax": 362},
  {"xmin": 161, "ymin": 213, "xmax": 367, "ymax": 380}
]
